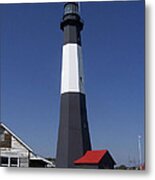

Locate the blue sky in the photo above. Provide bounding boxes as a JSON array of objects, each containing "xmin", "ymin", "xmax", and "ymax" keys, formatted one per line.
[{"xmin": 0, "ymin": 1, "xmax": 144, "ymax": 166}]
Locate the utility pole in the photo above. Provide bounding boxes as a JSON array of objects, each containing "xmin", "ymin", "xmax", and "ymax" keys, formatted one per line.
[{"xmin": 138, "ymin": 135, "xmax": 142, "ymax": 170}]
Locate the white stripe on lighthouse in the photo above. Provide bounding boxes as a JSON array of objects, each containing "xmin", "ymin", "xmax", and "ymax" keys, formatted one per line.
[{"xmin": 61, "ymin": 43, "xmax": 85, "ymax": 94}]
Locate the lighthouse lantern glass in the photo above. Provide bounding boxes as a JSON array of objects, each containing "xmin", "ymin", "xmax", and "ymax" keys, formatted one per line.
[{"xmin": 64, "ymin": 3, "xmax": 79, "ymax": 15}]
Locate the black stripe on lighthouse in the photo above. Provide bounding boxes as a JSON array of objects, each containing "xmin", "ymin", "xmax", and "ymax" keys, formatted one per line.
[
  {"xmin": 60, "ymin": 2, "xmax": 83, "ymax": 46},
  {"xmin": 56, "ymin": 2, "xmax": 91, "ymax": 168}
]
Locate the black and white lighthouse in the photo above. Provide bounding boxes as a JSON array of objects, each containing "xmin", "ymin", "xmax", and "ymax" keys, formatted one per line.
[{"xmin": 56, "ymin": 2, "xmax": 91, "ymax": 168}]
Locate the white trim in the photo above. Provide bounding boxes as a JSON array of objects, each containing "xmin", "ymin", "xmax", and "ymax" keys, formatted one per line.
[
  {"xmin": 8, "ymin": 157, "xmax": 11, "ymax": 167},
  {"xmin": 17, "ymin": 157, "xmax": 20, "ymax": 167},
  {"xmin": 0, "ymin": 123, "xmax": 33, "ymax": 152},
  {"xmin": 30, "ymin": 155, "xmax": 55, "ymax": 167}
]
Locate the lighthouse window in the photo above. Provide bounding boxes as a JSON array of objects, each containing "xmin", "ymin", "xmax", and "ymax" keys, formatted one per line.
[{"xmin": 64, "ymin": 3, "xmax": 78, "ymax": 15}]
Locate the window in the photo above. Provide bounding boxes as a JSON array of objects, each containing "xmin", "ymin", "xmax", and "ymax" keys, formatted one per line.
[
  {"xmin": 0, "ymin": 133, "xmax": 5, "ymax": 141},
  {"xmin": 0, "ymin": 157, "xmax": 8, "ymax": 167},
  {"xmin": 0, "ymin": 133, "xmax": 11, "ymax": 148},
  {"xmin": 10, "ymin": 157, "xmax": 18, "ymax": 167},
  {"xmin": 64, "ymin": 3, "xmax": 78, "ymax": 15}
]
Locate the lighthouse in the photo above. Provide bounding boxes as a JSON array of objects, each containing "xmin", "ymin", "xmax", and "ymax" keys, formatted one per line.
[{"xmin": 56, "ymin": 2, "xmax": 91, "ymax": 168}]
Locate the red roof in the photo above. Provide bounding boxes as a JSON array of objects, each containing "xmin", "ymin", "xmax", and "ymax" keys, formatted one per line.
[{"xmin": 74, "ymin": 150, "xmax": 108, "ymax": 164}]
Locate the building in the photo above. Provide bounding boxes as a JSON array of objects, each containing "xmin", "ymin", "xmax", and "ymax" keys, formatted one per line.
[
  {"xmin": 0, "ymin": 122, "xmax": 55, "ymax": 168},
  {"xmin": 74, "ymin": 150, "xmax": 116, "ymax": 169}
]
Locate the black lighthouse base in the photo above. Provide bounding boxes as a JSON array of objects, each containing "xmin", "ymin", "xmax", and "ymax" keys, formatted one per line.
[{"xmin": 56, "ymin": 92, "xmax": 91, "ymax": 168}]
